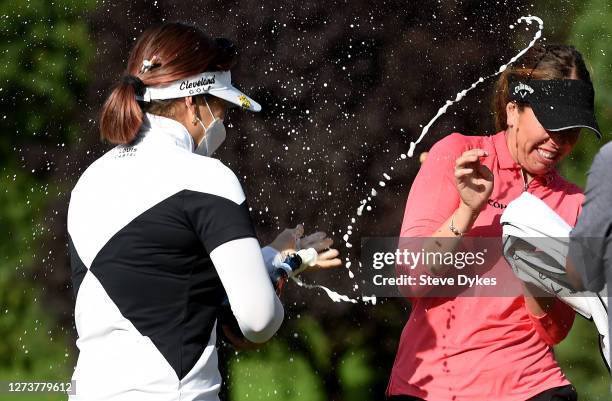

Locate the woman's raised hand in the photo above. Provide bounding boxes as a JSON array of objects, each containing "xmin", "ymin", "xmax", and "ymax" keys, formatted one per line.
[
  {"xmin": 454, "ymin": 149, "xmax": 494, "ymax": 213},
  {"xmin": 269, "ymin": 224, "xmax": 304, "ymax": 254}
]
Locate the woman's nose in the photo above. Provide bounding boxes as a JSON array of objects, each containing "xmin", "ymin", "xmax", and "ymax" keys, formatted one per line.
[
  {"xmin": 548, "ymin": 134, "xmax": 564, "ymax": 147},
  {"xmin": 548, "ymin": 130, "xmax": 577, "ymax": 147}
]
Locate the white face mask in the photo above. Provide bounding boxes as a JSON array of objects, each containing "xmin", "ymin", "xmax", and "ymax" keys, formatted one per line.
[{"xmin": 194, "ymin": 98, "xmax": 226, "ymax": 157}]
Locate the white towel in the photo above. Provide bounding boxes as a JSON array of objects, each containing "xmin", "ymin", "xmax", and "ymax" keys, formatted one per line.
[{"xmin": 501, "ymin": 192, "xmax": 609, "ymax": 369}]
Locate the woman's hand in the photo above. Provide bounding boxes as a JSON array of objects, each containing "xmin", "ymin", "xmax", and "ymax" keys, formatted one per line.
[
  {"xmin": 269, "ymin": 224, "xmax": 304, "ymax": 254},
  {"xmin": 268, "ymin": 225, "xmax": 342, "ymax": 270},
  {"xmin": 454, "ymin": 148, "xmax": 494, "ymax": 213},
  {"xmin": 521, "ymin": 282, "xmax": 555, "ymax": 316},
  {"xmin": 220, "ymin": 322, "xmax": 263, "ymax": 351},
  {"xmin": 299, "ymin": 231, "xmax": 341, "ymax": 270}
]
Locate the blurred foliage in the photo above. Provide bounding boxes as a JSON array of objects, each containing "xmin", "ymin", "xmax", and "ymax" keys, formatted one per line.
[
  {"xmin": 228, "ymin": 313, "xmax": 378, "ymax": 401},
  {"xmin": 559, "ymin": 0, "xmax": 612, "ymax": 187},
  {"xmin": 0, "ymin": 0, "xmax": 95, "ymax": 399},
  {"xmin": 557, "ymin": 317, "xmax": 610, "ymax": 400},
  {"xmin": 554, "ymin": 1, "xmax": 612, "ymax": 400},
  {"xmin": 229, "ymin": 341, "xmax": 326, "ymax": 401}
]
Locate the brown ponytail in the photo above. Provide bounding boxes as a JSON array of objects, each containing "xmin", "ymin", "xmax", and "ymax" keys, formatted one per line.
[
  {"xmin": 491, "ymin": 44, "xmax": 593, "ymax": 132},
  {"xmin": 99, "ymin": 23, "xmax": 237, "ymax": 144},
  {"xmin": 100, "ymin": 77, "xmax": 146, "ymax": 144}
]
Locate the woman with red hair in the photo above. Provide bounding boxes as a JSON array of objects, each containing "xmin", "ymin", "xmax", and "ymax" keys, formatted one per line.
[{"xmin": 67, "ymin": 22, "xmax": 339, "ymax": 401}]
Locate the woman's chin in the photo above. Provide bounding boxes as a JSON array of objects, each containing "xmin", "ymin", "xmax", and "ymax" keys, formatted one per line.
[
  {"xmin": 524, "ymin": 160, "xmax": 555, "ymax": 177},
  {"xmin": 527, "ymin": 152, "xmax": 558, "ymax": 174}
]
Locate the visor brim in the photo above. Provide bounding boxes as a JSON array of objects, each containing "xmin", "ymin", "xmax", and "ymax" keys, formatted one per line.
[
  {"xmin": 208, "ymin": 85, "xmax": 261, "ymax": 112},
  {"xmin": 530, "ymin": 102, "xmax": 602, "ymax": 140}
]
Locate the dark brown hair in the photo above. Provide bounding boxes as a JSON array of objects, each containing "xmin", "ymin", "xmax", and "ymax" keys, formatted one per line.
[
  {"xmin": 492, "ymin": 44, "xmax": 592, "ymax": 131},
  {"xmin": 100, "ymin": 23, "xmax": 236, "ymax": 144}
]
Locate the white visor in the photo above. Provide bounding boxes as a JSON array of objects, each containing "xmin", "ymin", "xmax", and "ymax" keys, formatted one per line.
[{"xmin": 136, "ymin": 70, "xmax": 261, "ymax": 112}]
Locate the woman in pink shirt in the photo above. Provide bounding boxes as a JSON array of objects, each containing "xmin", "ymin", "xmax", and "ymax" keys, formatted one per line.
[{"xmin": 387, "ymin": 44, "xmax": 602, "ymax": 401}]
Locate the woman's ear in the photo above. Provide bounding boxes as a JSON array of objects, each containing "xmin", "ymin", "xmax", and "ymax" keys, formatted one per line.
[
  {"xmin": 505, "ymin": 101, "xmax": 519, "ymax": 128},
  {"xmin": 184, "ymin": 96, "xmax": 199, "ymax": 125},
  {"xmin": 184, "ymin": 96, "xmax": 195, "ymax": 110}
]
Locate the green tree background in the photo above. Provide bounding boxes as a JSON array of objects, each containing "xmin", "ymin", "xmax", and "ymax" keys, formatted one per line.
[
  {"xmin": 554, "ymin": 0, "xmax": 612, "ymax": 397},
  {"xmin": 0, "ymin": 0, "xmax": 96, "ymax": 399},
  {"xmin": 0, "ymin": 1, "xmax": 610, "ymax": 400}
]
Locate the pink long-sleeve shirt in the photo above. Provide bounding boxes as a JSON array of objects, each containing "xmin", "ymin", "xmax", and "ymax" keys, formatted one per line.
[{"xmin": 387, "ymin": 131, "xmax": 581, "ymax": 401}]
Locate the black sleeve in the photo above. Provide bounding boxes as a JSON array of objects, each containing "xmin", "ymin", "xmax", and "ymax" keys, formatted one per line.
[{"xmin": 182, "ymin": 190, "xmax": 257, "ymax": 253}]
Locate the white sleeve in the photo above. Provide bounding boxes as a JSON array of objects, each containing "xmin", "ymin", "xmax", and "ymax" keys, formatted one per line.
[{"xmin": 210, "ymin": 237, "xmax": 284, "ymax": 343}]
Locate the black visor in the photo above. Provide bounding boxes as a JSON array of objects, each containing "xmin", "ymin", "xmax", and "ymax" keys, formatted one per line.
[{"xmin": 508, "ymin": 78, "xmax": 602, "ymax": 139}]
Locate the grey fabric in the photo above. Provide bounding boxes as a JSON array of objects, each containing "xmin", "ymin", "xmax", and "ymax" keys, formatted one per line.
[
  {"xmin": 569, "ymin": 141, "xmax": 612, "ymax": 378},
  {"xmin": 569, "ymin": 142, "xmax": 612, "ymax": 293}
]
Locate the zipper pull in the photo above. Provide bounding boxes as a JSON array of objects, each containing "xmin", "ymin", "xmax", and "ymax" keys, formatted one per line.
[{"xmin": 521, "ymin": 169, "xmax": 528, "ymax": 192}]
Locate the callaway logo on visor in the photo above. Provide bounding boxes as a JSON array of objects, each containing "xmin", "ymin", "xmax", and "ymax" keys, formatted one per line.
[
  {"xmin": 508, "ymin": 78, "xmax": 601, "ymax": 139},
  {"xmin": 135, "ymin": 70, "xmax": 262, "ymax": 112},
  {"xmin": 513, "ymin": 82, "xmax": 534, "ymax": 98}
]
